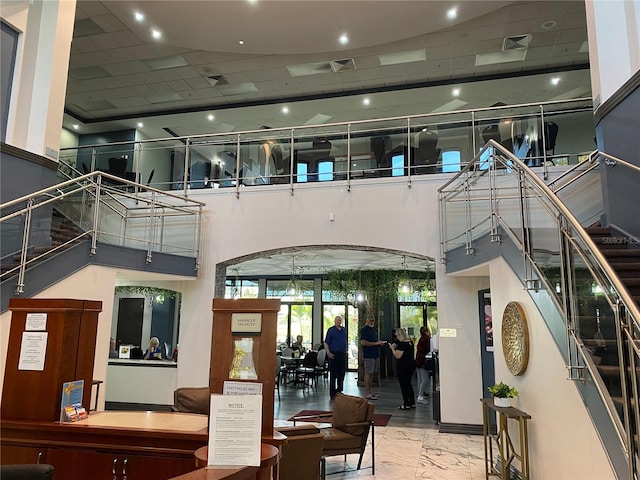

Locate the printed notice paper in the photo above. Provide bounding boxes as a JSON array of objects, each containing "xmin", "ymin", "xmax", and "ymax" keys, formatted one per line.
[
  {"xmin": 18, "ymin": 331, "xmax": 48, "ymax": 371},
  {"xmin": 208, "ymin": 394, "xmax": 262, "ymax": 467}
]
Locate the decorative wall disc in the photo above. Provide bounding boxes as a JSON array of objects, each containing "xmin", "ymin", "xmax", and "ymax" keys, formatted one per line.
[{"xmin": 501, "ymin": 301, "xmax": 529, "ymax": 375}]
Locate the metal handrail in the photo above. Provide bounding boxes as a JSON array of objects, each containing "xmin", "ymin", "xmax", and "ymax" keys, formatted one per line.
[
  {"xmin": 439, "ymin": 142, "xmax": 640, "ymax": 477},
  {"xmin": 440, "ymin": 141, "xmax": 640, "ymax": 322},
  {"xmin": 1, "ymin": 171, "xmax": 205, "ymax": 292}
]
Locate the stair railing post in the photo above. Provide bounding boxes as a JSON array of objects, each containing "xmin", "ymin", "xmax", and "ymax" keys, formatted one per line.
[
  {"xmin": 91, "ymin": 175, "xmax": 102, "ymax": 255},
  {"xmin": 622, "ymin": 306, "xmax": 640, "ymax": 480},
  {"xmin": 540, "ymin": 105, "xmax": 549, "ymax": 181},
  {"xmin": 14, "ymin": 198, "xmax": 34, "ymax": 295},
  {"xmin": 464, "ymin": 172, "xmax": 474, "ymax": 256},
  {"xmin": 489, "ymin": 144, "xmax": 500, "ymax": 243},
  {"xmin": 146, "ymin": 192, "xmax": 157, "ymax": 263},
  {"xmin": 406, "ymin": 118, "xmax": 412, "ymax": 188},
  {"xmin": 346, "ymin": 124, "xmax": 352, "ymax": 192},
  {"xmin": 289, "ymin": 128, "xmax": 295, "ymax": 196},
  {"xmin": 194, "ymin": 204, "xmax": 202, "ymax": 271},
  {"xmin": 614, "ymin": 300, "xmax": 634, "ymax": 476}
]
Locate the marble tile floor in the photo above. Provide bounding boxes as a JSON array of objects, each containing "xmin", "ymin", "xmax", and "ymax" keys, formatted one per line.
[{"xmin": 274, "ymin": 372, "xmax": 487, "ymax": 479}]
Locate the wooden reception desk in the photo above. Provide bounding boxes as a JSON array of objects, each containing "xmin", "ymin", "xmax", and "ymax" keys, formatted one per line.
[{"xmin": 1, "ymin": 411, "xmax": 208, "ymax": 479}]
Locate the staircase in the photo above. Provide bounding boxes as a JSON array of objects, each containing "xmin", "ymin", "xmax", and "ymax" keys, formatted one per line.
[
  {"xmin": 582, "ymin": 225, "xmax": 640, "ymax": 420},
  {"xmin": 0, "ymin": 208, "xmax": 85, "ymax": 280},
  {"xmin": 586, "ymin": 225, "xmax": 640, "ymax": 308}
]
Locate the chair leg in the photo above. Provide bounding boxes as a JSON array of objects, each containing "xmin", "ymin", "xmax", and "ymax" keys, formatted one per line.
[{"xmin": 320, "ymin": 456, "xmax": 326, "ymax": 480}]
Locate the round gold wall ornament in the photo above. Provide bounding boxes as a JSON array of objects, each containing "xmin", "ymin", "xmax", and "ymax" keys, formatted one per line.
[{"xmin": 501, "ymin": 301, "xmax": 530, "ymax": 376}]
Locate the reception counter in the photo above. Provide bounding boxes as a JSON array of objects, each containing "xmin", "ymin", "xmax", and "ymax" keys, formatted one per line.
[
  {"xmin": 106, "ymin": 359, "xmax": 177, "ymax": 406},
  {"xmin": 1, "ymin": 411, "xmax": 207, "ymax": 479}
]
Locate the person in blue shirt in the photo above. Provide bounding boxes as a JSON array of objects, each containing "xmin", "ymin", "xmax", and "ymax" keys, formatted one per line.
[
  {"xmin": 323, "ymin": 315, "xmax": 348, "ymax": 399},
  {"xmin": 360, "ymin": 314, "xmax": 386, "ymax": 400}
]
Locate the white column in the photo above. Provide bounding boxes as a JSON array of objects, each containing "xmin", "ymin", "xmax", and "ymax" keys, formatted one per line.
[
  {"xmin": 3, "ymin": 0, "xmax": 76, "ymax": 159},
  {"xmin": 585, "ymin": 0, "xmax": 640, "ymax": 107}
]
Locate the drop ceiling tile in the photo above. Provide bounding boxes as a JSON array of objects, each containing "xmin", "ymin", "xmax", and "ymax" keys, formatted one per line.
[
  {"xmin": 71, "ymin": 37, "xmax": 103, "ymax": 54},
  {"xmin": 476, "ymin": 39, "xmax": 504, "ymax": 55},
  {"xmin": 183, "ymin": 77, "xmax": 211, "ymax": 89},
  {"xmin": 423, "ymin": 31, "xmax": 453, "ymax": 48},
  {"xmin": 109, "ymin": 96, "xmax": 152, "ymax": 108},
  {"xmin": 70, "ymin": 50, "xmax": 120, "ymax": 68},
  {"xmin": 76, "ymin": 1, "xmax": 110, "ymax": 17},
  {"xmin": 473, "ymin": 24, "xmax": 506, "ymax": 42},
  {"xmin": 182, "ymin": 87, "xmax": 222, "ymax": 100},
  {"xmin": 552, "ymin": 42, "xmax": 587, "ymax": 56},
  {"xmin": 564, "ymin": 12, "xmax": 588, "ymax": 29},
  {"xmin": 167, "ymin": 79, "xmax": 193, "ymax": 91},
  {"xmin": 451, "ymin": 55, "xmax": 476, "ymax": 70},
  {"xmin": 90, "ymin": 13, "xmax": 127, "ymax": 33},
  {"xmin": 426, "ymin": 46, "xmax": 452, "ymax": 61},
  {"xmin": 102, "ymin": 61, "xmax": 150, "ymax": 76},
  {"xmin": 557, "ymin": 27, "xmax": 589, "ymax": 44},
  {"xmin": 529, "ymin": 30, "xmax": 560, "ymax": 47}
]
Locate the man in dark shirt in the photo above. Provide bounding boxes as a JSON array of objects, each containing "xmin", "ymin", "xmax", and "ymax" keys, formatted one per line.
[
  {"xmin": 360, "ymin": 314, "xmax": 386, "ymax": 400},
  {"xmin": 323, "ymin": 315, "xmax": 348, "ymax": 399}
]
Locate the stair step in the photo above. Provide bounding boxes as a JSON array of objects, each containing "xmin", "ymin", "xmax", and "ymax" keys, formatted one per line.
[
  {"xmin": 597, "ymin": 365, "xmax": 621, "ymax": 377},
  {"xmin": 585, "ymin": 226, "xmax": 610, "ymax": 235},
  {"xmin": 601, "ymin": 249, "xmax": 640, "ymax": 259}
]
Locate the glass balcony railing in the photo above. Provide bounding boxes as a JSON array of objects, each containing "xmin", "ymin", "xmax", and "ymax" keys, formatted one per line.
[
  {"xmin": 0, "ymin": 172, "xmax": 205, "ymax": 294},
  {"xmin": 58, "ymin": 98, "xmax": 595, "ymax": 196}
]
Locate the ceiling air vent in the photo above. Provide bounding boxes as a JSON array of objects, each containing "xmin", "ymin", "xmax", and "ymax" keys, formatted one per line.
[
  {"xmin": 330, "ymin": 58, "xmax": 356, "ymax": 72},
  {"xmin": 502, "ymin": 35, "xmax": 531, "ymax": 51},
  {"xmin": 207, "ymin": 75, "xmax": 230, "ymax": 86}
]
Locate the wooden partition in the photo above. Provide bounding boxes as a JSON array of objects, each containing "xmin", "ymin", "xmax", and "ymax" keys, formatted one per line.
[
  {"xmin": 1, "ymin": 298, "xmax": 102, "ymax": 422},
  {"xmin": 209, "ymin": 298, "xmax": 280, "ymax": 439}
]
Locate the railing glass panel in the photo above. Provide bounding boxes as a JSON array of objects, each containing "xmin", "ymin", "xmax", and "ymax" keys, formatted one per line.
[{"xmin": 59, "ymin": 99, "xmax": 595, "ymax": 197}]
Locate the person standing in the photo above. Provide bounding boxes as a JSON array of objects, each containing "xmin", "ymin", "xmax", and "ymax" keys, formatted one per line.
[
  {"xmin": 415, "ymin": 326, "xmax": 431, "ymax": 404},
  {"xmin": 360, "ymin": 314, "xmax": 386, "ymax": 400},
  {"xmin": 390, "ymin": 327, "xmax": 416, "ymax": 409},
  {"xmin": 324, "ymin": 315, "xmax": 348, "ymax": 399}
]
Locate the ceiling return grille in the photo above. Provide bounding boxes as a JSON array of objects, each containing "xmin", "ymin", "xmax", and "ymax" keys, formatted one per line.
[{"xmin": 502, "ymin": 35, "xmax": 532, "ymax": 51}]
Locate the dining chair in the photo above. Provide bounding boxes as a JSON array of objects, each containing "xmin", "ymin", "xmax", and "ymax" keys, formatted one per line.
[
  {"xmin": 291, "ymin": 393, "xmax": 375, "ymax": 475},
  {"xmin": 295, "ymin": 350, "xmax": 318, "ymax": 389}
]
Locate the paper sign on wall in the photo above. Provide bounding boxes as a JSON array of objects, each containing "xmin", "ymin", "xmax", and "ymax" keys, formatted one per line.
[
  {"xmin": 25, "ymin": 313, "xmax": 47, "ymax": 331},
  {"xmin": 18, "ymin": 332, "xmax": 48, "ymax": 371},
  {"xmin": 439, "ymin": 328, "xmax": 457, "ymax": 338}
]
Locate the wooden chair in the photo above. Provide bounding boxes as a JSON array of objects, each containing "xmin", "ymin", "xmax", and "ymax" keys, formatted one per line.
[
  {"xmin": 292, "ymin": 393, "xmax": 375, "ymax": 474},
  {"xmin": 275, "ymin": 425, "xmax": 325, "ymax": 480}
]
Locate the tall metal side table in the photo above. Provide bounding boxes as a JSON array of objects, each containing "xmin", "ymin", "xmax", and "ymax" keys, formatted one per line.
[{"xmin": 481, "ymin": 398, "xmax": 531, "ymax": 480}]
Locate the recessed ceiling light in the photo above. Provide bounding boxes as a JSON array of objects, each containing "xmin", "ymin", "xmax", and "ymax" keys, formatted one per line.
[
  {"xmin": 452, "ymin": 88, "xmax": 460, "ymax": 96},
  {"xmin": 137, "ymin": 122, "xmax": 144, "ymax": 128},
  {"xmin": 72, "ymin": 124, "xmax": 79, "ymax": 130},
  {"xmin": 134, "ymin": 12, "xmax": 145, "ymax": 22},
  {"xmin": 207, "ymin": 114, "xmax": 215, "ymax": 121},
  {"xmin": 447, "ymin": 8, "xmax": 457, "ymax": 19},
  {"xmin": 247, "ymin": 0, "xmax": 258, "ymax": 4},
  {"xmin": 151, "ymin": 29, "xmax": 162, "ymax": 40},
  {"xmin": 551, "ymin": 77, "xmax": 560, "ymax": 85},
  {"xmin": 339, "ymin": 34, "xmax": 349, "ymax": 45},
  {"xmin": 541, "ymin": 20, "xmax": 557, "ymax": 30},
  {"xmin": 238, "ymin": 40, "xmax": 244, "ymax": 45},
  {"xmin": 363, "ymin": 98, "xmax": 370, "ymax": 106},
  {"xmin": 282, "ymin": 106, "xmax": 289, "ymax": 114}
]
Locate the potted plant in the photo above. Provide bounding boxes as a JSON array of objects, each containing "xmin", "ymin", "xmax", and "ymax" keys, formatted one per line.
[{"xmin": 488, "ymin": 381, "xmax": 518, "ymax": 407}]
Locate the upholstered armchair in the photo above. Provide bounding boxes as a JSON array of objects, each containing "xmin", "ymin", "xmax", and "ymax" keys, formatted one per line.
[
  {"xmin": 171, "ymin": 386, "xmax": 210, "ymax": 415},
  {"xmin": 0, "ymin": 464, "xmax": 54, "ymax": 480},
  {"xmin": 275, "ymin": 425, "xmax": 325, "ymax": 480},
  {"xmin": 292, "ymin": 393, "xmax": 375, "ymax": 474}
]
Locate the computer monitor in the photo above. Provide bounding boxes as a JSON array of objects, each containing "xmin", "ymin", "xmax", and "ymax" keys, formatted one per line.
[{"xmin": 391, "ymin": 154, "xmax": 404, "ymax": 176}]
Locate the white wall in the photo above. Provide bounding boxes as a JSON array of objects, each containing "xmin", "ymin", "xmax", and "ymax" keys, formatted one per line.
[
  {"xmin": 177, "ymin": 176, "xmax": 443, "ymax": 388},
  {"xmin": 437, "ymin": 266, "xmax": 490, "ymax": 425},
  {"xmin": 0, "ymin": 0, "xmax": 76, "ymax": 158},
  {"xmin": 488, "ymin": 257, "xmax": 614, "ymax": 479},
  {"xmin": 586, "ymin": 0, "xmax": 640, "ymax": 107}
]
